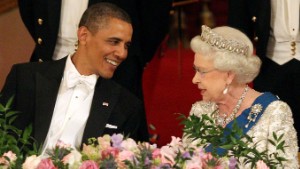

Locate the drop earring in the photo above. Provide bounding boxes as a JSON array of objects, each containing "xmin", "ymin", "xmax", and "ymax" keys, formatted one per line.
[{"xmin": 223, "ymin": 85, "xmax": 229, "ymax": 94}]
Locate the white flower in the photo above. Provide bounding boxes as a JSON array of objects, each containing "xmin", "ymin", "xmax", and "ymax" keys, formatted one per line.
[
  {"xmin": 167, "ymin": 136, "xmax": 185, "ymax": 154},
  {"xmin": 22, "ymin": 155, "xmax": 42, "ymax": 169},
  {"xmin": 0, "ymin": 151, "xmax": 17, "ymax": 167},
  {"xmin": 62, "ymin": 150, "xmax": 82, "ymax": 169},
  {"xmin": 3, "ymin": 151, "xmax": 17, "ymax": 163},
  {"xmin": 120, "ymin": 138, "xmax": 138, "ymax": 151},
  {"xmin": 160, "ymin": 145, "xmax": 177, "ymax": 165},
  {"xmin": 168, "ymin": 136, "xmax": 182, "ymax": 147}
]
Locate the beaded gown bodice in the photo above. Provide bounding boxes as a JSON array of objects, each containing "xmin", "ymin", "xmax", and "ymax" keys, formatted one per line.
[{"xmin": 185, "ymin": 93, "xmax": 299, "ymax": 168}]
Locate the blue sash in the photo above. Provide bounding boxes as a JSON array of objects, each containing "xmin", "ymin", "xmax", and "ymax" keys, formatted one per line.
[{"xmin": 205, "ymin": 92, "xmax": 278, "ymax": 155}]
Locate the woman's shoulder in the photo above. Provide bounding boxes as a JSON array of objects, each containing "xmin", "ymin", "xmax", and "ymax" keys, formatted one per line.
[
  {"xmin": 252, "ymin": 92, "xmax": 292, "ymax": 116},
  {"xmin": 264, "ymin": 98, "xmax": 291, "ymax": 112},
  {"xmin": 189, "ymin": 101, "xmax": 218, "ymax": 117},
  {"xmin": 263, "ymin": 99, "xmax": 293, "ymax": 119}
]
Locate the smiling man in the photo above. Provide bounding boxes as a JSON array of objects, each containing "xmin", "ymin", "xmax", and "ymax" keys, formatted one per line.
[{"xmin": 0, "ymin": 2, "xmax": 148, "ymax": 155}]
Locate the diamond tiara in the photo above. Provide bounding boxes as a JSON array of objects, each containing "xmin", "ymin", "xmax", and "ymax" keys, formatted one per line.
[{"xmin": 200, "ymin": 25, "xmax": 249, "ymax": 56}]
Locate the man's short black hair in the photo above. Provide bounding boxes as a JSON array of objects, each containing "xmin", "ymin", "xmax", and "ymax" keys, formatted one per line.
[{"xmin": 79, "ymin": 2, "xmax": 132, "ymax": 34}]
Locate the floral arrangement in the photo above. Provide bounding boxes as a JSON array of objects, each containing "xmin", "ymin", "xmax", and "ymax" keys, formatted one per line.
[
  {"xmin": 20, "ymin": 131, "xmax": 277, "ymax": 169},
  {"xmin": 22, "ymin": 134, "xmax": 233, "ymax": 169},
  {"xmin": 0, "ymin": 95, "xmax": 288, "ymax": 169}
]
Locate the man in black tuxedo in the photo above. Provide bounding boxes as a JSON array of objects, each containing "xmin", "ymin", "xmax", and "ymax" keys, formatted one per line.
[
  {"xmin": 18, "ymin": 0, "xmax": 172, "ymax": 101},
  {"xmin": 1, "ymin": 3, "xmax": 148, "ymax": 154},
  {"xmin": 228, "ymin": 0, "xmax": 300, "ymax": 149}
]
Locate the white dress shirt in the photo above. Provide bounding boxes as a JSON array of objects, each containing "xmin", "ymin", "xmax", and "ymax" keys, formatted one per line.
[
  {"xmin": 41, "ymin": 54, "xmax": 98, "ymax": 156},
  {"xmin": 52, "ymin": 0, "xmax": 88, "ymax": 60},
  {"xmin": 267, "ymin": 0, "xmax": 300, "ymax": 65}
]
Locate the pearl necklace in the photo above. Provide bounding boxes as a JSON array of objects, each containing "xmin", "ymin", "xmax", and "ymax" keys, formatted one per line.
[{"xmin": 215, "ymin": 85, "xmax": 249, "ymax": 126}]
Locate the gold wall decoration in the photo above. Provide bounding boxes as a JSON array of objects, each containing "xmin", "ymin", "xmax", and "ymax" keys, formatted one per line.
[{"xmin": 0, "ymin": 0, "xmax": 18, "ymax": 14}]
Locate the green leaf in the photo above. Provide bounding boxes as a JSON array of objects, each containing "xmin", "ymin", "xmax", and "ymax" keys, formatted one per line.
[
  {"xmin": 277, "ymin": 133, "xmax": 284, "ymax": 142},
  {"xmin": 8, "ymin": 114, "xmax": 18, "ymax": 125},
  {"xmin": 0, "ymin": 103, "xmax": 5, "ymax": 112},
  {"xmin": 5, "ymin": 95, "xmax": 14, "ymax": 110},
  {"xmin": 272, "ymin": 132, "xmax": 278, "ymax": 140}
]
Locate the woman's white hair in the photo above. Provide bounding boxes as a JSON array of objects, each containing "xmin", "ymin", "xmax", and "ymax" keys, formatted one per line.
[{"xmin": 190, "ymin": 25, "xmax": 261, "ymax": 84}]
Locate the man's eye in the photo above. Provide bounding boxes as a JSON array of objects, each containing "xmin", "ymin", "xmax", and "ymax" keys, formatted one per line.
[{"xmin": 109, "ymin": 40, "xmax": 119, "ymax": 45}]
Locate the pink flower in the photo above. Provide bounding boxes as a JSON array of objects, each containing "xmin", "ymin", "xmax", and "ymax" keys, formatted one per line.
[
  {"xmin": 152, "ymin": 148, "xmax": 161, "ymax": 159},
  {"xmin": 37, "ymin": 158, "xmax": 57, "ymax": 169},
  {"xmin": 62, "ymin": 150, "xmax": 82, "ymax": 167},
  {"xmin": 185, "ymin": 155, "xmax": 203, "ymax": 169},
  {"xmin": 256, "ymin": 160, "xmax": 270, "ymax": 169},
  {"xmin": 215, "ymin": 166, "xmax": 224, "ymax": 169},
  {"xmin": 0, "ymin": 151, "xmax": 17, "ymax": 166},
  {"xmin": 56, "ymin": 140, "xmax": 72, "ymax": 149},
  {"xmin": 118, "ymin": 150, "xmax": 135, "ymax": 162},
  {"xmin": 3, "ymin": 151, "xmax": 17, "ymax": 163},
  {"xmin": 200, "ymin": 152, "xmax": 223, "ymax": 169},
  {"xmin": 22, "ymin": 155, "xmax": 41, "ymax": 169},
  {"xmin": 0, "ymin": 157, "xmax": 8, "ymax": 165},
  {"xmin": 185, "ymin": 163, "xmax": 202, "ymax": 169},
  {"xmin": 79, "ymin": 160, "xmax": 99, "ymax": 169},
  {"xmin": 159, "ymin": 145, "xmax": 177, "ymax": 165},
  {"xmin": 116, "ymin": 150, "xmax": 135, "ymax": 168},
  {"xmin": 101, "ymin": 147, "xmax": 119, "ymax": 159},
  {"xmin": 201, "ymin": 152, "xmax": 213, "ymax": 161}
]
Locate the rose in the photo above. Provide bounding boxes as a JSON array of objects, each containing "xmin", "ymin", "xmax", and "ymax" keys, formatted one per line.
[
  {"xmin": 117, "ymin": 150, "xmax": 135, "ymax": 168},
  {"xmin": 22, "ymin": 155, "xmax": 42, "ymax": 169},
  {"xmin": 101, "ymin": 147, "xmax": 119, "ymax": 160},
  {"xmin": 0, "ymin": 151, "xmax": 17, "ymax": 168},
  {"xmin": 79, "ymin": 160, "xmax": 99, "ymax": 169},
  {"xmin": 118, "ymin": 150, "xmax": 135, "ymax": 162},
  {"xmin": 3, "ymin": 151, "xmax": 17, "ymax": 163},
  {"xmin": 37, "ymin": 158, "xmax": 57, "ymax": 169},
  {"xmin": 62, "ymin": 150, "xmax": 82, "ymax": 168}
]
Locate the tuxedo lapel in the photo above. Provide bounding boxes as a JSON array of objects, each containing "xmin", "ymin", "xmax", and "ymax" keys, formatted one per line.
[
  {"xmin": 34, "ymin": 58, "xmax": 66, "ymax": 143},
  {"xmin": 82, "ymin": 78, "xmax": 121, "ymax": 142}
]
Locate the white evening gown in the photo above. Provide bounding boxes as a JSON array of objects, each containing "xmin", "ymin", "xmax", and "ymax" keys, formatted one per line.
[{"xmin": 184, "ymin": 99, "xmax": 299, "ymax": 168}]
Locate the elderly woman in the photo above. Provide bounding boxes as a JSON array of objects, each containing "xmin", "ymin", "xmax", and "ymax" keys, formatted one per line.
[{"xmin": 186, "ymin": 25, "xmax": 298, "ymax": 168}]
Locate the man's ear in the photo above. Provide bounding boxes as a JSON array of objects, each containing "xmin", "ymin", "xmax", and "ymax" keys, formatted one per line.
[{"xmin": 77, "ymin": 26, "xmax": 89, "ymax": 45}]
